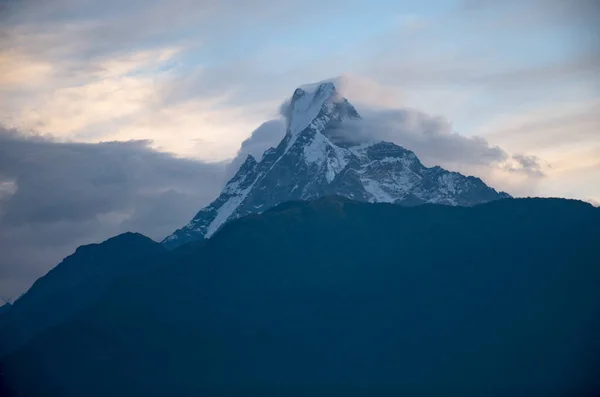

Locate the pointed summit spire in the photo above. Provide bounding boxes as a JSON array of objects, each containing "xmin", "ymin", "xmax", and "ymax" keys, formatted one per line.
[{"xmin": 288, "ymin": 81, "xmax": 340, "ymax": 136}]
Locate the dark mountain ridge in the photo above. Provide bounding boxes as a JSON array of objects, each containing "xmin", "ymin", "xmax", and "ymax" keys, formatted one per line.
[
  {"xmin": 2, "ymin": 197, "xmax": 599, "ymax": 397},
  {"xmin": 0, "ymin": 232, "xmax": 166, "ymax": 356}
]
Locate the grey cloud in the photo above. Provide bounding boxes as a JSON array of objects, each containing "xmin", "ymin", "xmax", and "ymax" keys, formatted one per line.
[
  {"xmin": 368, "ymin": 53, "xmax": 600, "ymax": 94},
  {"xmin": 338, "ymin": 108, "xmax": 509, "ymax": 168},
  {"xmin": 157, "ymin": 59, "xmax": 324, "ymax": 112},
  {"xmin": 278, "ymin": 99, "xmax": 293, "ymax": 127},
  {"xmin": 506, "ymin": 154, "xmax": 547, "ymax": 178},
  {"xmin": 361, "ymin": 0, "xmax": 600, "ymax": 95},
  {"xmin": 226, "ymin": 119, "xmax": 286, "ymax": 178},
  {"xmin": 458, "ymin": 0, "xmax": 600, "ymax": 34},
  {"xmin": 1, "ymin": 0, "xmax": 346, "ymax": 59},
  {"xmin": 484, "ymin": 106, "xmax": 600, "ymax": 151},
  {"xmin": 0, "ymin": 0, "xmax": 27, "ymax": 20},
  {"xmin": 0, "ymin": 130, "xmax": 225, "ymax": 225},
  {"xmin": 0, "ymin": 125, "xmax": 226, "ymax": 299},
  {"xmin": 460, "ymin": 0, "xmax": 600, "ymax": 20}
]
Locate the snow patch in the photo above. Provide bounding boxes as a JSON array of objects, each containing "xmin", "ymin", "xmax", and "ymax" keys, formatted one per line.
[
  {"xmin": 205, "ymin": 188, "xmax": 250, "ymax": 237},
  {"xmin": 303, "ymin": 132, "xmax": 349, "ymax": 183},
  {"xmin": 348, "ymin": 142, "xmax": 377, "ymax": 161},
  {"xmin": 437, "ymin": 174, "xmax": 460, "ymax": 195},
  {"xmin": 289, "ymin": 82, "xmax": 336, "ymax": 137},
  {"xmin": 303, "ymin": 132, "xmax": 328, "ymax": 165},
  {"xmin": 204, "ymin": 169, "xmax": 263, "ymax": 237},
  {"xmin": 361, "ymin": 178, "xmax": 395, "ymax": 203},
  {"xmin": 327, "ymin": 146, "xmax": 349, "ymax": 183}
]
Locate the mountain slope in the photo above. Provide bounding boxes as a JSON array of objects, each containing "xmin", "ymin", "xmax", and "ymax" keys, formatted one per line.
[
  {"xmin": 3, "ymin": 198, "xmax": 599, "ymax": 397},
  {"xmin": 0, "ymin": 232, "xmax": 166, "ymax": 356},
  {"xmin": 0, "ymin": 304, "xmax": 10, "ymax": 316},
  {"xmin": 163, "ymin": 81, "xmax": 509, "ymax": 248}
]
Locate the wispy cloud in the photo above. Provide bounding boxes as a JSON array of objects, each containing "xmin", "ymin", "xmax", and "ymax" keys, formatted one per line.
[{"xmin": 505, "ymin": 154, "xmax": 548, "ymax": 178}]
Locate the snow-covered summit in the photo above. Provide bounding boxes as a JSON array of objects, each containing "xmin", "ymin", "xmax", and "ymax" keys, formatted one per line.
[
  {"xmin": 162, "ymin": 80, "xmax": 510, "ymax": 248},
  {"xmin": 283, "ymin": 80, "xmax": 360, "ymax": 150},
  {"xmin": 289, "ymin": 82, "xmax": 337, "ymax": 136}
]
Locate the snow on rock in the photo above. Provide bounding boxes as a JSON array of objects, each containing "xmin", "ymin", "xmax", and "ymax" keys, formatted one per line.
[
  {"xmin": 326, "ymin": 146, "xmax": 349, "ymax": 183},
  {"xmin": 303, "ymin": 131, "xmax": 329, "ymax": 165},
  {"xmin": 303, "ymin": 131, "xmax": 349, "ymax": 183},
  {"xmin": 361, "ymin": 178, "xmax": 395, "ymax": 203},
  {"xmin": 205, "ymin": 186, "xmax": 251, "ymax": 238}
]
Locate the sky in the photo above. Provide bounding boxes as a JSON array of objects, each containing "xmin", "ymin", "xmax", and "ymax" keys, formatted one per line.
[{"xmin": 0, "ymin": 0, "xmax": 599, "ymax": 299}]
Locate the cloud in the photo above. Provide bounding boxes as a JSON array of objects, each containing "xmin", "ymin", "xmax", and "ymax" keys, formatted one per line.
[
  {"xmin": 478, "ymin": 99, "xmax": 600, "ymax": 152},
  {"xmin": 0, "ymin": 44, "xmax": 275, "ymax": 160},
  {"xmin": 226, "ymin": 119, "xmax": 286, "ymax": 177},
  {"xmin": 335, "ymin": 74, "xmax": 404, "ymax": 109},
  {"xmin": 505, "ymin": 154, "xmax": 547, "ymax": 178},
  {"xmin": 337, "ymin": 108, "xmax": 509, "ymax": 167},
  {"xmin": 0, "ymin": 125, "xmax": 226, "ymax": 300}
]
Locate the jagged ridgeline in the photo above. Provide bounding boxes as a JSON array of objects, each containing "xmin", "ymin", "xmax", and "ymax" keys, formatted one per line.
[{"xmin": 163, "ymin": 81, "xmax": 509, "ymax": 248}]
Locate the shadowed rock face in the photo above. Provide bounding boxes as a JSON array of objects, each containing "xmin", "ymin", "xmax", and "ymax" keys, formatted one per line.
[
  {"xmin": 2, "ymin": 197, "xmax": 599, "ymax": 397},
  {"xmin": 163, "ymin": 82, "xmax": 509, "ymax": 249}
]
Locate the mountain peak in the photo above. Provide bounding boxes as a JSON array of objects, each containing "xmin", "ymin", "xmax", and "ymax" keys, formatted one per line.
[
  {"xmin": 240, "ymin": 154, "xmax": 257, "ymax": 169},
  {"xmin": 288, "ymin": 80, "xmax": 341, "ymax": 136},
  {"xmin": 294, "ymin": 80, "xmax": 337, "ymax": 99},
  {"xmin": 162, "ymin": 80, "xmax": 510, "ymax": 248}
]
